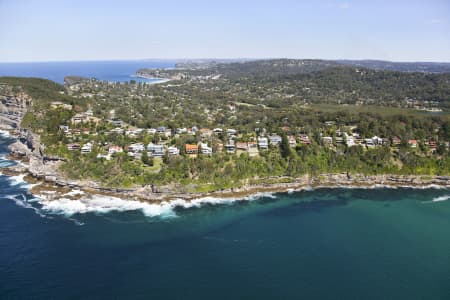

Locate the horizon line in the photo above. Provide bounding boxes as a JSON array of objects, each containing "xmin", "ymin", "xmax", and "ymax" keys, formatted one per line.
[{"xmin": 1, "ymin": 57, "xmax": 450, "ymax": 64}]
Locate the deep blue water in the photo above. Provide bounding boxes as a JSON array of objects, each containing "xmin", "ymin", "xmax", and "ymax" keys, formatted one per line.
[
  {"xmin": 1, "ymin": 134, "xmax": 450, "ymax": 299},
  {"xmin": 0, "ymin": 60, "xmax": 175, "ymax": 83}
]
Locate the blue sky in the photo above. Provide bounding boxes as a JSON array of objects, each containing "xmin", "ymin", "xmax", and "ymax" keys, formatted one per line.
[{"xmin": 0, "ymin": 0, "xmax": 449, "ymax": 62}]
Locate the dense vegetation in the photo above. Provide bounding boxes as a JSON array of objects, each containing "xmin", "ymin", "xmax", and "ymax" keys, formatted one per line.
[{"xmin": 1, "ymin": 59, "xmax": 449, "ymax": 189}]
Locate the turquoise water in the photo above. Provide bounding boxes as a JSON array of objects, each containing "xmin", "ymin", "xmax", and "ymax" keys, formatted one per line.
[{"xmin": 1, "ymin": 135, "xmax": 450, "ymax": 299}]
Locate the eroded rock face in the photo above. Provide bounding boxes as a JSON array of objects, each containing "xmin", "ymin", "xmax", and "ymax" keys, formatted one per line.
[{"xmin": 0, "ymin": 84, "xmax": 32, "ymax": 130}]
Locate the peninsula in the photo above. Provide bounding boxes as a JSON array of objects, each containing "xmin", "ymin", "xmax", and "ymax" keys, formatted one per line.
[{"xmin": 1, "ymin": 59, "xmax": 449, "ymax": 203}]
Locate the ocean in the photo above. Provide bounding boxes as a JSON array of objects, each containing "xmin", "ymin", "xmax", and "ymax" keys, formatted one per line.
[
  {"xmin": 1, "ymin": 61, "xmax": 450, "ymax": 299},
  {"xmin": 0, "ymin": 60, "xmax": 176, "ymax": 84},
  {"xmin": 1, "ymin": 133, "xmax": 450, "ymax": 299}
]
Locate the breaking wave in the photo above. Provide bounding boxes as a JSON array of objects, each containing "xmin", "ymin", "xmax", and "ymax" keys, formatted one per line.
[
  {"xmin": 33, "ymin": 192, "xmax": 277, "ymax": 218},
  {"xmin": 431, "ymin": 195, "xmax": 450, "ymax": 203},
  {"xmin": 4, "ymin": 194, "xmax": 50, "ymax": 219},
  {"xmin": 0, "ymin": 129, "xmax": 10, "ymax": 137}
]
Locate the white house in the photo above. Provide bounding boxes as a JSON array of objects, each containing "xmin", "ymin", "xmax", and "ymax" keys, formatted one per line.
[
  {"xmin": 269, "ymin": 135, "xmax": 282, "ymax": 146},
  {"xmin": 167, "ymin": 146, "xmax": 180, "ymax": 155},
  {"xmin": 199, "ymin": 142, "xmax": 212, "ymax": 155},
  {"xmin": 147, "ymin": 143, "xmax": 164, "ymax": 157},
  {"xmin": 81, "ymin": 143, "xmax": 92, "ymax": 154},
  {"xmin": 258, "ymin": 137, "xmax": 269, "ymax": 149}
]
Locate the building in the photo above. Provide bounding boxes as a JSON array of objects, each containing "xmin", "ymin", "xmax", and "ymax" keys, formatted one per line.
[
  {"xmin": 298, "ymin": 134, "xmax": 311, "ymax": 145},
  {"xmin": 167, "ymin": 146, "xmax": 180, "ymax": 156},
  {"xmin": 258, "ymin": 137, "xmax": 269, "ymax": 149},
  {"xmin": 147, "ymin": 143, "xmax": 164, "ymax": 157},
  {"xmin": 322, "ymin": 136, "xmax": 333, "ymax": 146},
  {"xmin": 408, "ymin": 140, "xmax": 418, "ymax": 148},
  {"xmin": 108, "ymin": 145, "xmax": 123, "ymax": 155},
  {"xmin": 67, "ymin": 143, "xmax": 80, "ymax": 151},
  {"xmin": 225, "ymin": 140, "xmax": 235, "ymax": 153},
  {"xmin": 185, "ymin": 144, "xmax": 199, "ymax": 157},
  {"xmin": 81, "ymin": 143, "xmax": 92, "ymax": 154},
  {"xmin": 227, "ymin": 128, "xmax": 237, "ymax": 135},
  {"xmin": 199, "ymin": 142, "xmax": 212, "ymax": 155},
  {"xmin": 269, "ymin": 135, "xmax": 282, "ymax": 146},
  {"xmin": 128, "ymin": 143, "xmax": 145, "ymax": 153}
]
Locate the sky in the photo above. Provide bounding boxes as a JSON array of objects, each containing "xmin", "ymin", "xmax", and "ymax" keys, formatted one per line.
[{"xmin": 0, "ymin": 0, "xmax": 449, "ymax": 62}]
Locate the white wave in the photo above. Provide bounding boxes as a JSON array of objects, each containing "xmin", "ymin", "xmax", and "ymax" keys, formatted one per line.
[
  {"xmin": 6, "ymin": 173, "xmax": 37, "ymax": 189},
  {"xmin": 167, "ymin": 192, "xmax": 277, "ymax": 209},
  {"xmin": 431, "ymin": 195, "xmax": 450, "ymax": 203},
  {"xmin": 4, "ymin": 194, "xmax": 49, "ymax": 218},
  {"xmin": 33, "ymin": 191, "xmax": 278, "ymax": 218},
  {"xmin": 37, "ymin": 194, "xmax": 177, "ymax": 218},
  {"xmin": 63, "ymin": 189, "xmax": 84, "ymax": 197},
  {"xmin": 7, "ymin": 174, "xmax": 27, "ymax": 185},
  {"xmin": 0, "ymin": 129, "xmax": 10, "ymax": 137}
]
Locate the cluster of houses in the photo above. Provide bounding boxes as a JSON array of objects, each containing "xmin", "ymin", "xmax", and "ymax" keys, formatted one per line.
[{"xmin": 61, "ymin": 108, "xmax": 446, "ymax": 161}]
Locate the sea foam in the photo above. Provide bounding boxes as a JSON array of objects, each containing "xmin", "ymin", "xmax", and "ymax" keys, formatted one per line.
[
  {"xmin": 431, "ymin": 195, "xmax": 450, "ymax": 203},
  {"xmin": 0, "ymin": 129, "xmax": 10, "ymax": 137},
  {"xmin": 34, "ymin": 191, "xmax": 277, "ymax": 218}
]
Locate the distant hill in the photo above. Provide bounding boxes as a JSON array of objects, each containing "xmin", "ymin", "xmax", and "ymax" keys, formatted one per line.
[{"xmin": 336, "ymin": 60, "xmax": 450, "ymax": 73}]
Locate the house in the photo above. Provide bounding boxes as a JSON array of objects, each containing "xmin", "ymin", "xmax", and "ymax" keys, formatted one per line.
[
  {"xmin": 225, "ymin": 140, "xmax": 235, "ymax": 153},
  {"xmin": 299, "ymin": 134, "xmax": 311, "ymax": 145},
  {"xmin": 365, "ymin": 138, "xmax": 375, "ymax": 148},
  {"xmin": 227, "ymin": 128, "xmax": 237, "ymax": 135},
  {"xmin": 81, "ymin": 143, "xmax": 92, "ymax": 154},
  {"xmin": 128, "ymin": 143, "xmax": 145, "ymax": 153},
  {"xmin": 372, "ymin": 136, "xmax": 384, "ymax": 145},
  {"xmin": 199, "ymin": 142, "xmax": 212, "ymax": 155},
  {"xmin": 235, "ymin": 142, "xmax": 248, "ymax": 156},
  {"xmin": 110, "ymin": 119, "xmax": 123, "ymax": 127},
  {"xmin": 392, "ymin": 137, "xmax": 402, "ymax": 146},
  {"xmin": 71, "ymin": 113, "xmax": 85, "ymax": 124},
  {"xmin": 147, "ymin": 143, "xmax": 164, "ymax": 157},
  {"xmin": 59, "ymin": 125, "xmax": 70, "ymax": 134},
  {"xmin": 345, "ymin": 135, "xmax": 355, "ymax": 147},
  {"xmin": 335, "ymin": 136, "xmax": 344, "ymax": 144},
  {"xmin": 185, "ymin": 144, "xmax": 199, "ymax": 157},
  {"xmin": 156, "ymin": 126, "xmax": 166, "ymax": 134},
  {"xmin": 269, "ymin": 135, "xmax": 282, "ymax": 146},
  {"xmin": 213, "ymin": 128, "xmax": 223, "ymax": 134},
  {"xmin": 177, "ymin": 127, "xmax": 187, "ymax": 134},
  {"xmin": 147, "ymin": 128, "xmax": 157, "ymax": 135},
  {"xmin": 258, "ymin": 137, "xmax": 269, "ymax": 149},
  {"xmin": 110, "ymin": 127, "xmax": 124, "ymax": 134},
  {"xmin": 67, "ymin": 143, "xmax": 80, "ymax": 151},
  {"xmin": 322, "ymin": 136, "xmax": 333, "ymax": 145},
  {"xmin": 108, "ymin": 145, "xmax": 123, "ymax": 155},
  {"xmin": 167, "ymin": 146, "xmax": 180, "ymax": 156},
  {"xmin": 408, "ymin": 140, "xmax": 418, "ymax": 148}
]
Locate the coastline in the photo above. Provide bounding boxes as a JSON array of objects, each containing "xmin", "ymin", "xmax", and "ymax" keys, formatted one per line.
[{"xmin": 1, "ymin": 128, "xmax": 449, "ymax": 213}]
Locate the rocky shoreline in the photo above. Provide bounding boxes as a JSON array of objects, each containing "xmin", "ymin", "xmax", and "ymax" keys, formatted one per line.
[{"xmin": 3, "ymin": 133, "xmax": 449, "ymax": 204}]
